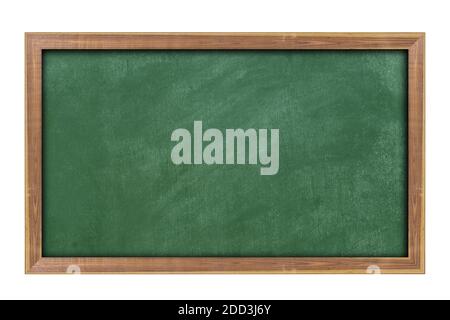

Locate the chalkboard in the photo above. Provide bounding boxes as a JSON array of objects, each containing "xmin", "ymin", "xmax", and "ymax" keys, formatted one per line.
[
  {"xmin": 42, "ymin": 50, "xmax": 408, "ymax": 257},
  {"xmin": 26, "ymin": 33, "xmax": 425, "ymax": 274}
]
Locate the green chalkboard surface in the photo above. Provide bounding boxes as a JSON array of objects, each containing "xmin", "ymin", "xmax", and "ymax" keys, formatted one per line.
[{"xmin": 42, "ymin": 50, "xmax": 408, "ymax": 257}]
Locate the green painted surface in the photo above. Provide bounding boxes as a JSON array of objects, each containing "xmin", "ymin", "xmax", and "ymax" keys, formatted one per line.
[{"xmin": 42, "ymin": 50, "xmax": 408, "ymax": 257}]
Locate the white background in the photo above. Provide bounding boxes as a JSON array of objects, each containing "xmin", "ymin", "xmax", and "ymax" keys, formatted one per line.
[{"xmin": 0, "ymin": 0, "xmax": 448, "ymax": 300}]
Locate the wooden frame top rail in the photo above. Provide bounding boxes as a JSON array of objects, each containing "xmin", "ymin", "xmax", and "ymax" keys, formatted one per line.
[{"xmin": 26, "ymin": 32, "xmax": 423, "ymax": 49}]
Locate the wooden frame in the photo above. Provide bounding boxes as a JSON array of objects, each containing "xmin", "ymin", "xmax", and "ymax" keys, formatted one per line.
[{"xmin": 25, "ymin": 33, "xmax": 425, "ymax": 274}]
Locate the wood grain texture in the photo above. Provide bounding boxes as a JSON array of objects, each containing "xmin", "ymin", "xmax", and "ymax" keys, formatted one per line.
[
  {"xmin": 30, "ymin": 257, "xmax": 418, "ymax": 274},
  {"xmin": 25, "ymin": 33, "xmax": 425, "ymax": 274},
  {"xmin": 26, "ymin": 32, "xmax": 421, "ymax": 50},
  {"xmin": 25, "ymin": 35, "xmax": 42, "ymax": 272},
  {"xmin": 407, "ymin": 34, "xmax": 426, "ymax": 273}
]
